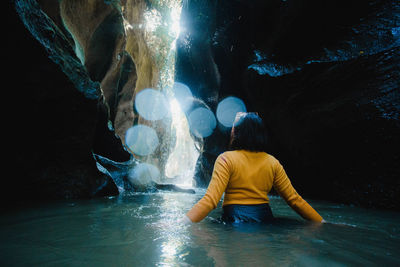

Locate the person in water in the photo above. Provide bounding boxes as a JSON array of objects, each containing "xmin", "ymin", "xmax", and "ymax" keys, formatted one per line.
[{"xmin": 183, "ymin": 112, "xmax": 325, "ymax": 224}]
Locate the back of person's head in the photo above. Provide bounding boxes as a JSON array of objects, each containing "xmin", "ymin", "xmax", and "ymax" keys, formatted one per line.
[{"xmin": 229, "ymin": 112, "xmax": 267, "ymax": 152}]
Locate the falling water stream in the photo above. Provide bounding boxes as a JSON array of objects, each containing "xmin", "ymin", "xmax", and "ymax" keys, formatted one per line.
[
  {"xmin": 126, "ymin": 0, "xmax": 200, "ymax": 186},
  {"xmin": 5, "ymin": 1, "xmax": 400, "ymax": 266}
]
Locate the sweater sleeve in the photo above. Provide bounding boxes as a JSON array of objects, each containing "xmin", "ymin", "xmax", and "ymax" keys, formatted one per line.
[
  {"xmin": 186, "ymin": 154, "xmax": 231, "ymax": 222},
  {"xmin": 273, "ymin": 160, "xmax": 323, "ymax": 222}
]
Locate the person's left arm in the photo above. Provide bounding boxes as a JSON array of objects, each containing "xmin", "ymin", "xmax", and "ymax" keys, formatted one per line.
[
  {"xmin": 185, "ymin": 154, "xmax": 231, "ymax": 223},
  {"xmin": 273, "ymin": 160, "xmax": 323, "ymax": 222}
]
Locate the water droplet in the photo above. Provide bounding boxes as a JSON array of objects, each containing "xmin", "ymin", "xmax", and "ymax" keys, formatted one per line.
[
  {"xmin": 171, "ymin": 82, "xmax": 193, "ymax": 112},
  {"xmin": 135, "ymin": 88, "xmax": 169, "ymax": 121},
  {"xmin": 216, "ymin": 96, "xmax": 247, "ymax": 127},
  {"xmin": 125, "ymin": 124, "xmax": 159, "ymax": 156},
  {"xmin": 128, "ymin": 163, "xmax": 160, "ymax": 186},
  {"xmin": 188, "ymin": 107, "xmax": 216, "ymax": 138}
]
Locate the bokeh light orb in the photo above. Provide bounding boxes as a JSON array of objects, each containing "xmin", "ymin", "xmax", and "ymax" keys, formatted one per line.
[
  {"xmin": 188, "ymin": 107, "xmax": 217, "ymax": 138},
  {"xmin": 125, "ymin": 125, "xmax": 159, "ymax": 156},
  {"xmin": 171, "ymin": 82, "xmax": 193, "ymax": 112},
  {"xmin": 128, "ymin": 163, "xmax": 160, "ymax": 186},
  {"xmin": 135, "ymin": 88, "xmax": 169, "ymax": 121},
  {"xmin": 216, "ymin": 96, "xmax": 247, "ymax": 127}
]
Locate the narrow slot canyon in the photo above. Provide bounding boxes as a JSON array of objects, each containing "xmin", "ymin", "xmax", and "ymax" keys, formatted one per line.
[{"xmin": 2, "ymin": 1, "xmax": 400, "ymax": 265}]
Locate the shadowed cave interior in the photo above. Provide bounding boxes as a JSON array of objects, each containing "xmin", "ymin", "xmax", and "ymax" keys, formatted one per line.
[
  {"xmin": 2, "ymin": 1, "xmax": 400, "ymax": 266},
  {"xmin": 4, "ymin": 0, "xmax": 400, "ymax": 210}
]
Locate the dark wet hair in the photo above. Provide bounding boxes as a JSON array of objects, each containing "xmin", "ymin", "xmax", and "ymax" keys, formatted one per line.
[{"xmin": 229, "ymin": 112, "xmax": 267, "ymax": 152}]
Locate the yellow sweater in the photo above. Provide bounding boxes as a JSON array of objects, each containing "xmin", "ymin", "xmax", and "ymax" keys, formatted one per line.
[{"xmin": 187, "ymin": 150, "xmax": 323, "ymax": 223}]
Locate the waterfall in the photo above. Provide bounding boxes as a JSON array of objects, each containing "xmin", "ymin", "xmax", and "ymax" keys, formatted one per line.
[{"xmin": 128, "ymin": 0, "xmax": 200, "ymax": 187}]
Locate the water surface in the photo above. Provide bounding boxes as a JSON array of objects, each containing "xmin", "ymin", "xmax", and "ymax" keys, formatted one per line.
[{"xmin": 1, "ymin": 190, "xmax": 399, "ymax": 266}]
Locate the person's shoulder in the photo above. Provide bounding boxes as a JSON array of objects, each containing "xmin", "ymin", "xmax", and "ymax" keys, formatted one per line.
[
  {"xmin": 218, "ymin": 151, "xmax": 233, "ymax": 161},
  {"xmin": 220, "ymin": 150, "xmax": 243, "ymax": 160},
  {"xmin": 213, "ymin": 152, "xmax": 230, "ymax": 169},
  {"xmin": 264, "ymin": 152, "xmax": 276, "ymax": 160},
  {"xmin": 263, "ymin": 153, "xmax": 279, "ymax": 165},
  {"xmin": 217, "ymin": 151, "xmax": 239, "ymax": 166},
  {"xmin": 220, "ymin": 150, "xmax": 235, "ymax": 157}
]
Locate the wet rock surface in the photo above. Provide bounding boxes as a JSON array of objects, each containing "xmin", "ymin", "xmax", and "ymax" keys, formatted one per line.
[
  {"xmin": 4, "ymin": 0, "xmax": 130, "ymax": 204},
  {"xmin": 5, "ymin": 0, "xmax": 400, "ymax": 210},
  {"xmin": 176, "ymin": 0, "xmax": 400, "ymax": 209},
  {"xmin": 246, "ymin": 47, "xmax": 400, "ymax": 209},
  {"xmin": 5, "ymin": 0, "xmax": 191, "ymax": 204}
]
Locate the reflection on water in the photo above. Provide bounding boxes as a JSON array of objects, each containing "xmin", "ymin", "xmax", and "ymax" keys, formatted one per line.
[
  {"xmin": 155, "ymin": 193, "xmax": 191, "ymax": 265},
  {"xmin": 1, "ymin": 190, "xmax": 399, "ymax": 266}
]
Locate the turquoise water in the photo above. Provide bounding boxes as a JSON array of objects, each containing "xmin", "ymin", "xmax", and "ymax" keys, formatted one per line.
[{"xmin": 1, "ymin": 189, "xmax": 399, "ymax": 266}]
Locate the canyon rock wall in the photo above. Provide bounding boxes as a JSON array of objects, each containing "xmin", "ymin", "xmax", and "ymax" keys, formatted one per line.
[
  {"xmin": 5, "ymin": 0, "xmax": 400, "ymax": 210},
  {"xmin": 5, "ymin": 0, "xmax": 167, "ymax": 204},
  {"xmin": 176, "ymin": 0, "xmax": 400, "ymax": 209}
]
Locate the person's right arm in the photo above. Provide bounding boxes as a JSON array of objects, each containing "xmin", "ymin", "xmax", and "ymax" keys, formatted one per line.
[
  {"xmin": 186, "ymin": 154, "xmax": 231, "ymax": 222},
  {"xmin": 273, "ymin": 160, "xmax": 323, "ymax": 222}
]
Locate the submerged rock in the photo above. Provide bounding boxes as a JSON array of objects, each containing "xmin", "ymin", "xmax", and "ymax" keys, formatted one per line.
[{"xmin": 95, "ymin": 154, "xmax": 195, "ymax": 194}]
